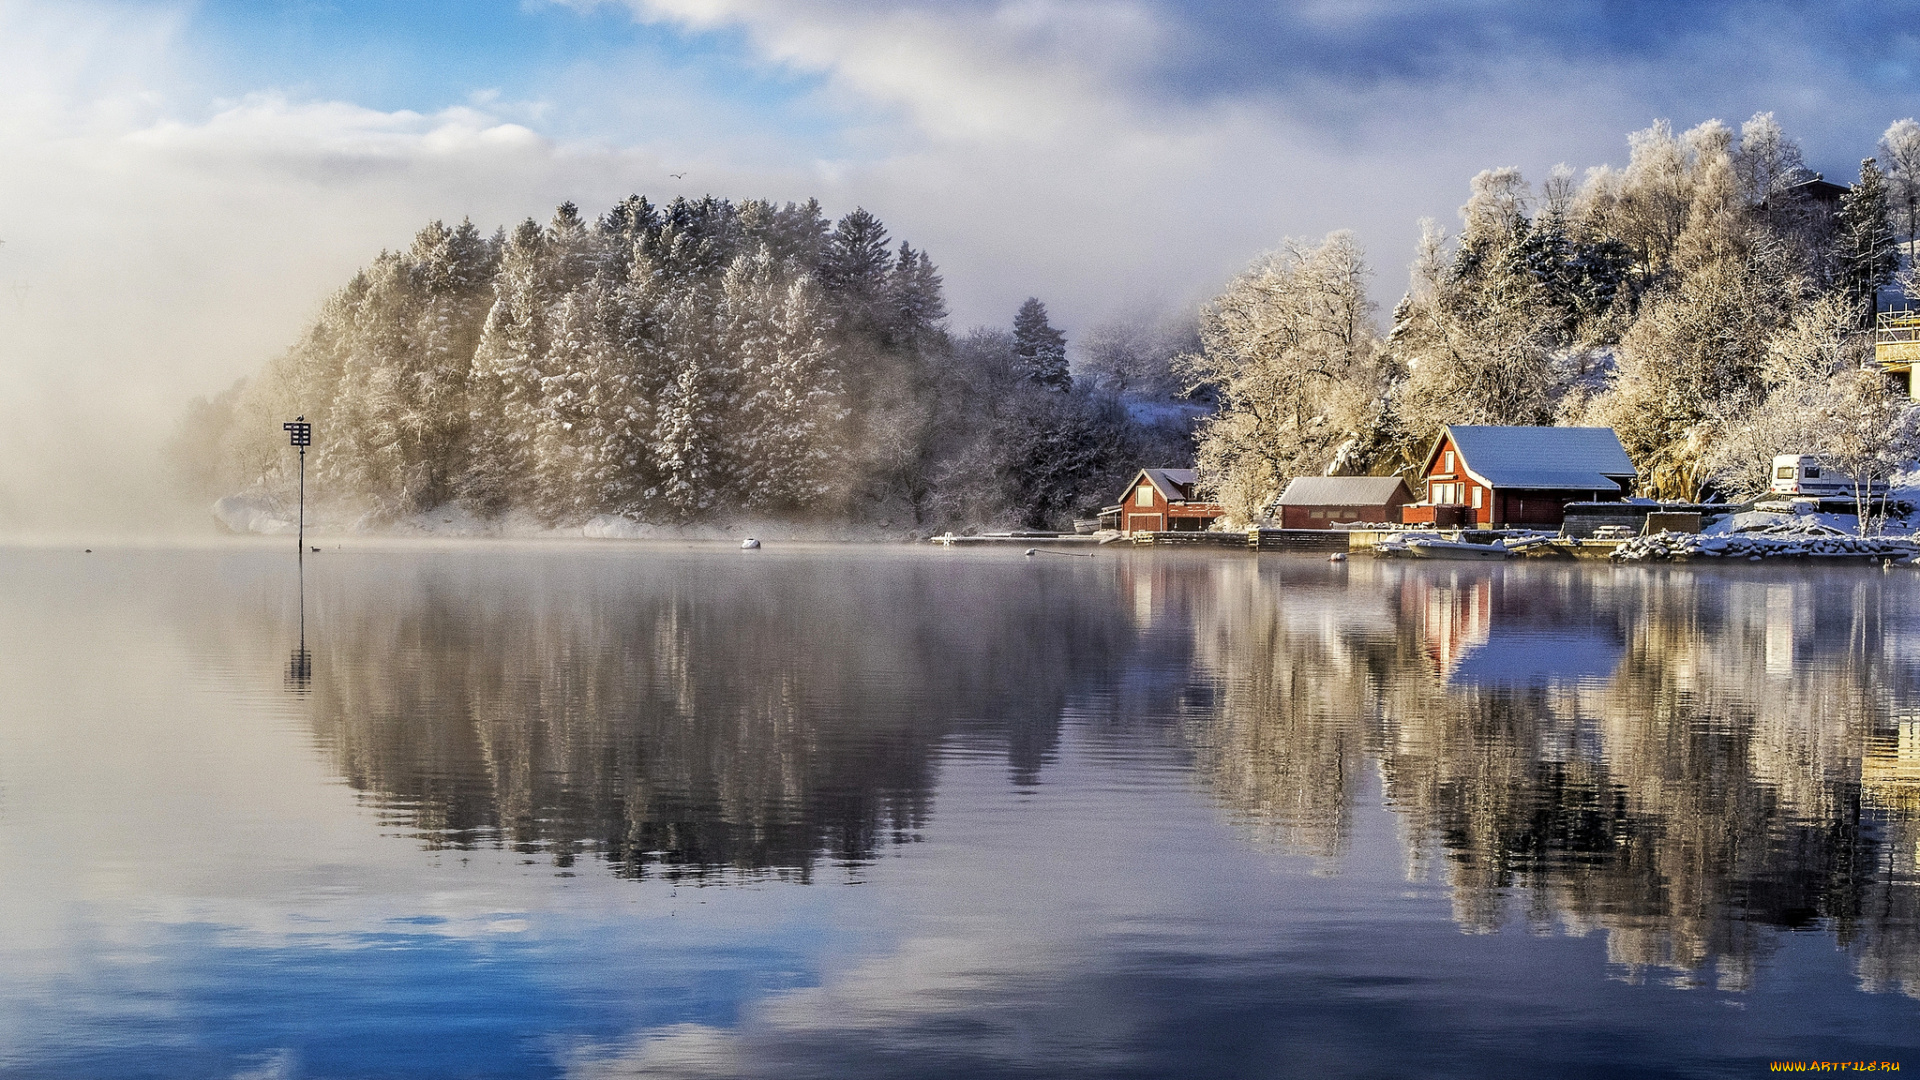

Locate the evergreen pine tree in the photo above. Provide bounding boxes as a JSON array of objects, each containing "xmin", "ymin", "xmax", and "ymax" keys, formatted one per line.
[
  {"xmin": 1012, "ymin": 298, "xmax": 1070, "ymax": 390},
  {"xmin": 822, "ymin": 209, "xmax": 892, "ymax": 342},
  {"xmin": 888, "ymin": 242, "xmax": 947, "ymax": 350},
  {"xmin": 1840, "ymin": 158, "xmax": 1900, "ymax": 320},
  {"xmin": 721, "ymin": 246, "xmax": 783, "ymax": 506},
  {"xmin": 462, "ymin": 219, "xmax": 551, "ymax": 514},
  {"xmin": 649, "ymin": 285, "xmax": 724, "ymax": 521},
  {"xmin": 595, "ymin": 255, "xmax": 669, "ymax": 515}
]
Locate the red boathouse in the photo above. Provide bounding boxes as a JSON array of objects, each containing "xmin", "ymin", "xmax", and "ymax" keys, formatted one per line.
[
  {"xmin": 1102, "ymin": 469, "xmax": 1226, "ymax": 534},
  {"xmin": 1405, "ymin": 426, "xmax": 1637, "ymax": 529}
]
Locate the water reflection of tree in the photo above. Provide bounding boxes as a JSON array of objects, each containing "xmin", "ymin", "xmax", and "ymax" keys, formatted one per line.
[
  {"xmin": 283, "ymin": 555, "xmax": 1132, "ymax": 881},
  {"xmin": 1180, "ymin": 560, "xmax": 1920, "ymax": 995}
]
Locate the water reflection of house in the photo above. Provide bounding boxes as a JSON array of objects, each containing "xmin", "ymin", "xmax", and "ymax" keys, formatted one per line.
[
  {"xmin": 1400, "ymin": 568, "xmax": 1624, "ymax": 686},
  {"xmin": 1863, "ymin": 716, "xmax": 1920, "ymax": 815},
  {"xmin": 1402, "ymin": 573, "xmax": 1493, "ymax": 677}
]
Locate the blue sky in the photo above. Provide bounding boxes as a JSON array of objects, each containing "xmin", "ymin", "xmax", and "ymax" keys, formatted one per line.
[
  {"xmin": 168, "ymin": 0, "xmax": 1920, "ymax": 171},
  {"xmin": 178, "ymin": 1, "xmax": 855, "ymax": 148},
  {"xmin": 5, "ymin": 0, "xmax": 1920, "ymax": 521}
]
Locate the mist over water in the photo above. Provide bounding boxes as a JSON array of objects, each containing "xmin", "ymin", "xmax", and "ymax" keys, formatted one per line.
[{"xmin": 2, "ymin": 543, "xmax": 1917, "ymax": 1077}]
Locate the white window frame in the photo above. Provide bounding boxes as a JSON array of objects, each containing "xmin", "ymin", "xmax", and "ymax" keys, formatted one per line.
[{"xmin": 1137, "ymin": 484, "xmax": 1154, "ymax": 507}]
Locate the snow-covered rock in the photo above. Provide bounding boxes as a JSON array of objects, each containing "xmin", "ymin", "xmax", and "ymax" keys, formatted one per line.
[{"xmin": 1612, "ymin": 529, "xmax": 1920, "ymax": 562}]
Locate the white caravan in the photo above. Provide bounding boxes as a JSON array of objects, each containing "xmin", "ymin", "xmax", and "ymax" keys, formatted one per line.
[{"xmin": 1768, "ymin": 455, "xmax": 1888, "ymax": 498}]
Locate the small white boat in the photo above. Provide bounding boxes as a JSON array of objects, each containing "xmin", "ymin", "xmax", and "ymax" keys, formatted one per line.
[
  {"xmin": 1390, "ymin": 536, "xmax": 1510, "ymax": 561},
  {"xmin": 741, "ymin": 538, "xmax": 760, "ymax": 550}
]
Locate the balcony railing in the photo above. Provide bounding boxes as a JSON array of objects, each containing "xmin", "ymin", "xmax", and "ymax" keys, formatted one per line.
[{"xmin": 1878, "ymin": 309, "xmax": 1920, "ymax": 346}]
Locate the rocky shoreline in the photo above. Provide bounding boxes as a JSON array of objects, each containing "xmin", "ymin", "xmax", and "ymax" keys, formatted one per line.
[{"xmin": 1610, "ymin": 528, "xmax": 1920, "ymax": 563}]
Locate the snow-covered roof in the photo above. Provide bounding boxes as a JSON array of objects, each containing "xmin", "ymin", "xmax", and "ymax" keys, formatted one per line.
[
  {"xmin": 1276, "ymin": 476, "xmax": 1410, "ymax": 506},
  {"xmin": 1131, "ymin": 468, "xmax": 1199, "ymax": 503},
  {"xmin": 1439, "ymin": 426, "xmax": 1637, "ymax": 491}
]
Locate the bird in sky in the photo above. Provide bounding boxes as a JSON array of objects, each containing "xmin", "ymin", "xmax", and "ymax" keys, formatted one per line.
[{"xmin": 669, "ymin": 172, "xmax": 685, "ymax": 179}]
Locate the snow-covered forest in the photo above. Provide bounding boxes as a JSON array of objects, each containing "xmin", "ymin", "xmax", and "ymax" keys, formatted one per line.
[
  {"xmin": 173, "ymin": 197, "xmax": 1191, "ymax": 531},
  {"xmin": 175, "ymin": 114, "xmax": 1920, "ymax": 534},
  {"xmin": 1188, "ymin": 114, "xmax": 1920, "ymax": 521}
]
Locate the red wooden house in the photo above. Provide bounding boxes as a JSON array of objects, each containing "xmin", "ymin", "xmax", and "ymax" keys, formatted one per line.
[
  {"xmin": 1403, "ymin": 426, "xmax": 1637, "ymax": 528},
  {"xmin": 1101, "ymin": 469, "xmax": 1226, "ymax": 534}
]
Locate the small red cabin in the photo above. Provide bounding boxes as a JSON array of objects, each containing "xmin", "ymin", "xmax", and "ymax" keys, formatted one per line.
[
  {"xmin": 1101, "ymin": 469, "xmax": 1226, "ymax": 534},
  {"xmin": 1405, "ymin": 425, "xmax": 1637, "ymax": 528}
]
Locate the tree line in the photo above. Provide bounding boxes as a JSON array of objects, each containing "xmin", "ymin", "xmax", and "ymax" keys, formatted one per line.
[
  {"xmin": 1186, "ymin": 114, "xmax": 1920, "ymax": 521},
  {"xmin": 173, "ymin": 197, "xmax": 1191, "ymax": 531}
]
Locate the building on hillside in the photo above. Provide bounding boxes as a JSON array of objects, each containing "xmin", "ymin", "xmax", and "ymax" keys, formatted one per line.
[
  {"xmin": 1775, "ymin": 175, "xmax": 1849, "ymax": 209},
  {"xmin": 1878, "ymin": 308, "xmax": 1920, "ymax": 398},
  {"xmin": 1402, "ymin": 425, "xmax": 1637, "ymax": 529},
  {"xmin": 1274, "ymin": 476, "xmax": 1412, "ymax": 529},
  {"xmin": 1099, "ymin": 469, "xmax": 1226, "ymax": 534}
]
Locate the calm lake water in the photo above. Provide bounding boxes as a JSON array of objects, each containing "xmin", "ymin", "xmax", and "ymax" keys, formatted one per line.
[{"xmin": 2, "ymin": 542, "xmax": 1918, "ymax": 1078}]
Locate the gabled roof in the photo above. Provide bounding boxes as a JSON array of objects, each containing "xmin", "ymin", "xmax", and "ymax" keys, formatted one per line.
[
  {"xmin": 1124, "ymin": 468, "xmax": 1200, "ymax": 503},
  {"xmin": 1433, "ymin": 426, "xmax": 1636, "ymax": 491},
  {"xmin": 1780, "ymin": 175, "xmax": 1849, "ymax": 205},
  {"xmin": 1276, "ymin": 475, "xmax": 1411, "ymax": 506}
]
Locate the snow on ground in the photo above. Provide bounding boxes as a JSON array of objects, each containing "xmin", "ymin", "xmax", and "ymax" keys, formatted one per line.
[{"xmin": 1704, "ymin": 506, "xmax": 1919, "ymax": 539}]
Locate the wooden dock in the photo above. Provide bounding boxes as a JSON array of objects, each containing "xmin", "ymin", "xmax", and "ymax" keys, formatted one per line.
[
  {"xmin": 1248, "ymin": 528, "xmax": 1351, "ymax": 553},
  {"xmin": 930, "ymin": 532, "xmax": 1101, "ymax": 546}
]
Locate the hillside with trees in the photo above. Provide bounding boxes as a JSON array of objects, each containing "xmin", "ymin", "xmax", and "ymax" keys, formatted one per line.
[
  {"xmin": 1186, "ymin": 114, "xmax": 1920, "ymax": 522},
  {"xmin": 173, "ymin": 197, "xmax": 1192, "ymax": 532}
]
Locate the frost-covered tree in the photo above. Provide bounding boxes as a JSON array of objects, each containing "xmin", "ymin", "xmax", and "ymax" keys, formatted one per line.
[
  {"xmin": 1838, "ymin": 158, "xmax": 1900, "ymax": 318},
  {"xmin": 302, "ymin": 219, "xmax": 497, "ymax": 513},
  {"xmin": 194, "ymin": 194, "xmax": 1088, "ymax": 529},
  {"xmin": 1821, "ymin": 365, "xmax": 1920, "ymax": 534},
  {"xmin": 463, "ymin": 219, "xmax": 553, "ymax": 514},
  {"xmin": 759, "ymin": 273, "xmax": 846, "ymax": 508},
  {"xmin": 525, "ymin": 279, "xmax": 624, "ymax": 521},
  {"xmin": 1076, "ymin": 312, "xmax": 1200, "ymax": 399},
  {"xmin": 821, "ymin": 208, "xmax": 893, "ymax": 344},
  {"xmin": 650, "ymin": 284, "xmax": 725, "ymax": 522},
  {"xmin": 1587, "ymin": 121, "xmax": 1695, "ymax": 280},
  {"xmin": 1880, "ymin": 119, "xmax": 1920, "ymax": 256},
  {"xmin": 723, "ymin": 247, "xmax": 847, "ymax": 511},
  {"xmin": 1183, "ymin": 231, "xmax": 1388, "ymax": 522},
  {"xmin": 1698, "ymin": 293, "xmax": 1868, "ymax": 499},
  {"xmin": 1736, "ymin": 112, "xmax": 1808, "ymax": 231},
  {"xmin": 1012, "ymin": 298, "xmax": 1070, "ymax": 391},
  {"xmin": 1390, "ymin": 171, "xmax": 1566, "ymax": 444},
  {"xmin": 1592, "ymin": 139, "xmax": 1791, "ymax": 498}
]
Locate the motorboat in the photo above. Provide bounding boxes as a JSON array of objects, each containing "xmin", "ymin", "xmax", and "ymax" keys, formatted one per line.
[{"xmin": 1379, "ymin": 535, "xmax": 1510, "ymax": 560}]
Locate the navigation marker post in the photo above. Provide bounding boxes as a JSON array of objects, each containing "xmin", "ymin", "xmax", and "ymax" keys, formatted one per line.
[{"xmin": 283, "ymin": 417, "xmax": 311, "ymax": 565}]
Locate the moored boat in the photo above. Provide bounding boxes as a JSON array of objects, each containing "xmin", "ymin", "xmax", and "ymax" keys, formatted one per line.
[{"xmin": 1380, "ymin": 536, "xmax": 1511, "ymax": 560}]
